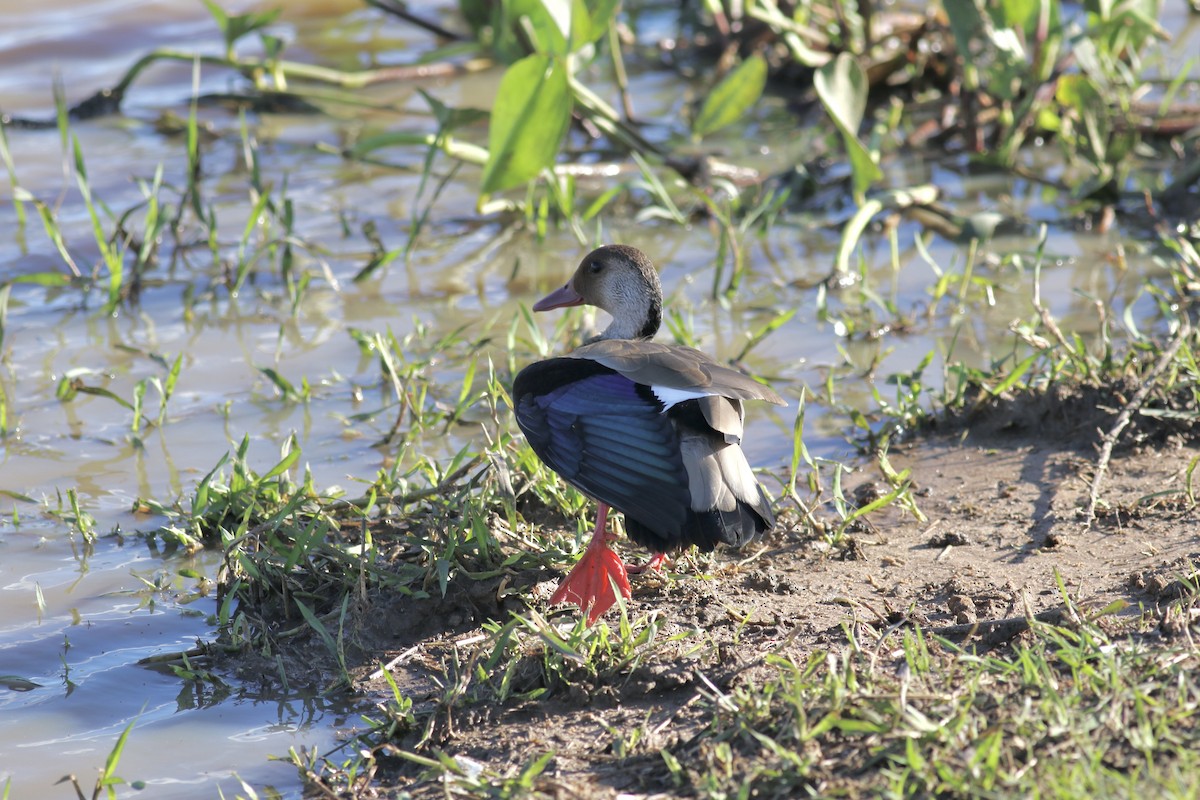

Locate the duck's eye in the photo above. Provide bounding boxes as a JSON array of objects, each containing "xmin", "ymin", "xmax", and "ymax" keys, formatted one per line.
[{"xmin": 588, "ymin": 259, "xmax": 604, "ymax": 274}]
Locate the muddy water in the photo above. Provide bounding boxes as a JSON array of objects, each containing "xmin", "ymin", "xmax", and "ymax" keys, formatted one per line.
[{"xmin": 2, "ymin": 1, "xmax": 1198, "ymax": 797}]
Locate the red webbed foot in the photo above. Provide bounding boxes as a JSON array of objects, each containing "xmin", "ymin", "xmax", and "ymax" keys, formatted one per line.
[
  {"xmin": 550, "ymin": 504, "xmax": 631, "ymax": 623},
  {"xmin": 625, "ymin": 552, "xmax": 668, "ymax": 575}
]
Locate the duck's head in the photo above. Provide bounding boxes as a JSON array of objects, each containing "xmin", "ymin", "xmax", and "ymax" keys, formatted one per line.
[{"xmin": 532, "ymin": 245, "xmax": 663, "ymax": 340}]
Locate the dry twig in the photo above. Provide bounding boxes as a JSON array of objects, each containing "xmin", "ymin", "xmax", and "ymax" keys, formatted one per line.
[{"xmin": 1084, "ymin": 312, "xmax": 1192, "ymax": 526}]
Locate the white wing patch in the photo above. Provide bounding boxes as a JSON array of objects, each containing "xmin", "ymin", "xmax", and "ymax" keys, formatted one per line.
[{"xmin": 650, "ymin": 386, "xmax": 713, "ymax": 410}]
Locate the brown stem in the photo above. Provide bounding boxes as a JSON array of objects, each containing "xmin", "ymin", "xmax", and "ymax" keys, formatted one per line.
[{"xmin": 1085, "ymin": 310, "xmax": 1193, "ymax": 526}]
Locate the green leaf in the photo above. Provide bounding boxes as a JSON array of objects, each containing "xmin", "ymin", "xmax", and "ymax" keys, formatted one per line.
[
  {"xmin": 571, "ymin": 0, "xmax": 621, "ymax": 47},
  {"xmin": 534, "ymin": 0, "xmax": 571, "ymax": 51},
  {"xmin": 6, "ymin": 272, "xmax": 73, "ymax": 288},
  {"xmin": 260, "ymin": 446, "xmax": 301, "ymax": 482},
  {"xmin": 202, "ymin": 0, "xmax": 280, "ymax": 55},
  {"xmin": 71, "ymin": 385, "xmax": 136, "ymax": 412},
  {"xmin": 834, "ymin": 197, "xmax": 883, "ymax": 278},
  {"xmin": 293, "ymin": 597, "xmax": 340, "ymax": 658},
  {"xmin": 1056, "ymin": 74, "xmax": 1108, "ymax": 163},
  {"xmin": 257, "ymin": 366, "xmax": 297, "ymax": 399},
  {"xmin": 348, "ymin": 131, "xmax": 431, "ymax": 158},
  {"xmin": 199, "ymin": 0, "xmax": 229, "ymax": 31},
  {"xmin": 814, "ymin": 52, "xmax": 881, "ymax": 199},
  {"xmin": 162, "ymin": 353, "xmax": 183, "ymax": 399},
  {"xmin": 942, "ymin": 0, "xmax": 987, "ymax": 63},
  {"xmin": 496, "ymin": 0, "xmax": 569, "ymax": 59},
  {"xmin": 998, "ymin": 0, "xmax": 1060, "ymax": 38},
  {"xmin": 815, "ymin": 50, "xmax": 869, "ymax": 147},
  {"xmin": 417, "ymin": 89, "xmax": 489, "ymax": 132},
  {"xmin": 992, "ymin": 353, "xmax": 1038, "ymax": 394},
  {"xmin": 692, "ymin": 54, "xmax": 768, "ymax": 138},
  {"xmin": 480, "ymin": 54, "xmax": 571, "ymax": 195},
  {"xmin": 101, "ymin": 715, "xmax": 139, "ymax": 785}
]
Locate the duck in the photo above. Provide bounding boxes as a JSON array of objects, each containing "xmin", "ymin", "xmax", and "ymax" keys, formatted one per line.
[{"xmin": 512, "ymin": 245, "xmax": 786, "ymax": 622}]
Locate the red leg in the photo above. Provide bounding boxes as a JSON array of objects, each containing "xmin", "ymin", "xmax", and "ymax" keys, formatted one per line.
[
  {"xmin": 550, "ymin": 503, "xmax": 631, "ymax": 623},
  {"xmin": 625, "ymin": 552, "xmax": 668, "ymax": 574}
]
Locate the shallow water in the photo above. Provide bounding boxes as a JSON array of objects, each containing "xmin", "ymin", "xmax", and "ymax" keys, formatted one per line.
[
  {"xmin": 2, "ymin": 1, "xmax": 1198, "ymax": 796},
  {"xmin": 0, "ymin": 523, "xmax": 356, "ymax": 796}
]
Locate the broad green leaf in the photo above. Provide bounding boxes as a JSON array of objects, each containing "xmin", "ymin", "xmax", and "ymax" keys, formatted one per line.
[
  {"xmin": 815, "ymin": 52, "xmax": 868, "ymax": 145},
  {"xmin": 692, "ymin": 53, "xmax": 768, "ymax": 138},
  {"xmin": 1036, "ymin": 106, "xmax": 1061, "ymax": 132},
  {"xmin": 480, "ymin": 54, "xmax": 571, "ymax": 195},
  {"xmin": 999, "ymin": 0, "xmax": 1060, "ymax": 38},
  {"xmin": 571, "ymin": 0, "xmax": 621, "ymax": 47},
  {"xmin": 496, "ymin": 0, "xmax": 570, "ymax": 59},
  {"xmin": 942, "ymin": 0, "xmax": 986, "ymax": 62},
  {"xmin": 814, "ymin": 53, "xmax": 881, "ymax": 199},
  {"xmin": 537, "ymin": 0, "xmax": 571, "ymax": 47}
]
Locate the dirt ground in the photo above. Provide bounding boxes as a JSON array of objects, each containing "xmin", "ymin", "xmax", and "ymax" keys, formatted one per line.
[{"xmin": 226, "ymin": 390, "xmax": 1200, "ymax": 797}]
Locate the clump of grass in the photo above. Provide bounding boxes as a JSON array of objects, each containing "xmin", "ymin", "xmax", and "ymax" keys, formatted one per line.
[
  {"xmin": 836, "ymin": 224, "xmax": 1200, "ymax": 531},
  {"xmin": 46, "ymin": 488, "xmax": 98, "ymax": 548},
  {"xmin": 137, "ymin": 433, "xmax": 379, "ymax": 674},
  {"xmin": 281, "ymin": 572, "xmax": 1200, "ymax": 799},
  {"xmin": 290, "ymin": 606, "xmax": 710, "ymax": 794},
  {"xmin": 472, "ymin": 607, "xmax": 705, "ymax": 705},
  {"xmin": 133, "ymin": 317, "xmax": 592, "ymax": 659},
  {"xmin": 671, "ymin": 614, "xmax": 1200, "ymax": 799},
  {"xmin": 386, "ymin": 747, "xmax": 556, "ymax": 799}
]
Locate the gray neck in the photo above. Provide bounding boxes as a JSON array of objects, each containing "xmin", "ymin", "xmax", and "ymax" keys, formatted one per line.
[{"xmin": 598, "ymin": 292, "xmax": 661, "ymax": 340}]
